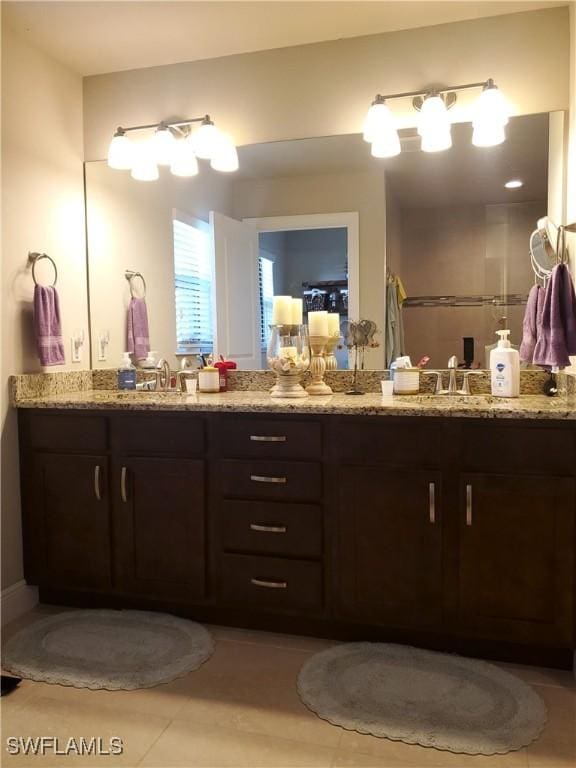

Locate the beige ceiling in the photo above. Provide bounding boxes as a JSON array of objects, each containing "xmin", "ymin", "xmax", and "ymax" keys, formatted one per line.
[{"xmin": 2, "ymin": 1, "xmax": 567, "ymax": 77}]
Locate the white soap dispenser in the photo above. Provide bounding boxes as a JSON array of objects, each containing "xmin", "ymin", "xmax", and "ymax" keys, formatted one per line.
[{"xmin": 490, "ymin": 330, "xmax": 520, "ymax": 398}]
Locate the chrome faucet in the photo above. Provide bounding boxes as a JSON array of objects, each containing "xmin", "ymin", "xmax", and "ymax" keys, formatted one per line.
[
  {"xmin": 155, "ymin": 358, "xmax": 172, "ymax": 391},
  {"xmin": 447, "ymin": 355, "xmax": 459, "ymax": 394}
]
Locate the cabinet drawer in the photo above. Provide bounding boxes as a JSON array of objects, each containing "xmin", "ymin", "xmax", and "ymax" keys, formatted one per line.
[
  {"xmin": 221, "ymin": 500, "xmax": 323, "ymax": 558},
  {"xmin": 219, "ymin": 460, "xmax": 322, "ymax": 501},
  {"xmin": 335, "ymin": 420, "xmax": 441, "ymax": 467},
  {"xmin": 220, "ymin": 554, "xmax": 323, "ymax": 614},
  {"xmin": 215, "ymin": 418, "xmax": 322, "ymax": 459},
  {"xmin": 25, "ymin": 412, "xmax": 107, "ymax": 452},
  {"xmin": 461, "ymin": 425, "xmax": 575, "ymax": 475},
  {"xmin": 111, "ymin": 415, "xmax": 204, "ymax": 456}
]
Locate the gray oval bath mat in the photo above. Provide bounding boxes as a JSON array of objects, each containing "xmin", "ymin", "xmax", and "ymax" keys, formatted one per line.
[
  {"xmin": 297, "ymin": 642, "xmax": 547, "ymax": 754},
  {"xmin": 2, "ymin": 609, "xmax": 214, "ymax": 690}
]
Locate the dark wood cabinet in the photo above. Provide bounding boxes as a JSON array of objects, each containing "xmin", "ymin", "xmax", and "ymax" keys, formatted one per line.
[
  {"xmin": 18, "ymin": 409, "xmax": 576, "ymax": 667},
  {"xmin": 113, "ymin": 457, "xmax": 206, "ymax": 602},
  {"xmin": 337, "ymin": 467, "xmax": 443, "ymax": 629},
  {"xmin": 457, "ymin": 472, "xmax": 575, "ymax": 645},
  {"xmin": 29, "ymin": 452, "xmax": 112, "ymax": 591}
]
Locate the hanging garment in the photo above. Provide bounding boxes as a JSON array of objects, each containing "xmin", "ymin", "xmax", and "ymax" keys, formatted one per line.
[
  {"xmin": 33, "ymin": 284, "xmax": 65, "ymax": 366},
  {"xmin": 386, "ymin": 280, "xmax": 404, "ymax": 367},
  {"xmin": 533, "ymin": 263, "xmax": 576, "ymax": 369}
]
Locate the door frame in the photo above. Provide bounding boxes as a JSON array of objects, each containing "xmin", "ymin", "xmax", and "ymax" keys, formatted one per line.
[{"xmin": 243, "ymin": 212, "xmax": 360, "ymax": 322}]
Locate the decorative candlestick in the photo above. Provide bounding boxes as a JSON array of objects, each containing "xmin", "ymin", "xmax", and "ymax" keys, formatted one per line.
[
  {"xmin": 324, "ymin": 333, "xmax": 341, "ymax": 370},
  {"xmin": 267, "ymin": 324, "xmax": 310, "ymax": 398},
  {"xmin": 306, "ymin": 335, "xmax": 333, "ymax": 395}
]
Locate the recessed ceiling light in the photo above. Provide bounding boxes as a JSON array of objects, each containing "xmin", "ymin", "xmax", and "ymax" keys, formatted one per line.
[{"xmin": 504, "ymin": 179, "xmax": 523, "ymax": 189}]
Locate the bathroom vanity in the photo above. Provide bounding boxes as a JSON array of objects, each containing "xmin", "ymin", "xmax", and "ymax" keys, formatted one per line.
[{"xmin": 15, "ymin": 392, "xmax": 576, "ymax": 668}]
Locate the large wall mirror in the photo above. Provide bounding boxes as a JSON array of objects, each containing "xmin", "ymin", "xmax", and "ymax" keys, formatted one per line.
[{"xmin": 85, "ymin": 111, "xmax": 557, "ymax": 371}]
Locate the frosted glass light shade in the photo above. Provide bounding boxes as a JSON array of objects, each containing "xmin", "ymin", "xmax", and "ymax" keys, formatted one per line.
[
  {"xmin": 473, "ymin": 85, "xmax": 509, "ymax": 128},
  {"xmin": 472, "ymin": 122, "xmax": 506, "ymax": 147},
  {"xmin": 210, "ymin": 135, "xmax": 239, "ymax": 172},
  {"xmin": 418, "ymin": 95, "xmax": 452, "ymax": 153},
  {"xmin": 107, "ymin": 132, "xmax": 133, "ymax": 170},
  {"xmin": 130, "ymin": 144, "xmax": 159, "ymax": 181},
  {"xmin": 192, "ymin": 121, "xmax": 222, "ymax": 159},
  {"xmin": 170, "ymin": 137, "xmax": 199, "ymax": 177},
  {"xmin": 363, "ymin": 101, "xmax": 396, "ymax": 144},
  {"xmin": 152, "ymin": 126, "xmax": 176, "ymax": 166},
  {"xmin": 371, "ymin": 132, "xmax": 401, "ymax": 158}
]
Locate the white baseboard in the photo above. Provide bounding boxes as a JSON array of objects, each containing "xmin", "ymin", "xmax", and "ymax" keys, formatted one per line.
[{"xmin": 1, "ymin": 580, "xmax": 39, "ymax": 625}]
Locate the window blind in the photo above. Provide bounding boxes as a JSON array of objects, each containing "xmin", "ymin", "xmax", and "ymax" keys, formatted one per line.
[
  {"xmin": 173, "ymin": 217, "xmax": 213, "ymax": 353},
  {"xmin": 258, "ymin": 256, "xmax": 275, "ymax": 347}
]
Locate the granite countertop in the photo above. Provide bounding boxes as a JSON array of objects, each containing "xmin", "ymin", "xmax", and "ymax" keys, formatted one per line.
[{"xmin": 12, "ymin": 389, "xmax": 576, "ymax": 420}]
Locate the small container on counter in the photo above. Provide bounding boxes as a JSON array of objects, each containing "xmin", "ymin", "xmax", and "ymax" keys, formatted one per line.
[
  {"xmin": 214, "ymin": 357, "xmax": 237, "ymax": 391},
  {"xmin": 198, "ymin": 367, "xmax": 220, "ymax": 393},
  {"xmin": 393, "ymin": 368, "xmax": 420, "ymax": 395}
]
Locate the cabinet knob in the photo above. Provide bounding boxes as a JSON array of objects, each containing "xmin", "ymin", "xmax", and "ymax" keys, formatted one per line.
[{"xmin": 250, "ymin": 578, "xmax": 287, "ymax": 589}]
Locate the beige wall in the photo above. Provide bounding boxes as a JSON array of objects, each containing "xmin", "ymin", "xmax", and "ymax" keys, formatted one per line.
[
  {"xmin": 232, "ymin": 171, "xmax": 386, "ymax": 367},
  {"xmin": 1, "ymin": 25, "xmax": 87, "ymax": 590},
  {"xmin": 83, "ymin": 8, "xmax": 570, "ymax": 162},
  {"xmin": 86, "ymin": 162, "xmax": 234, "ymax": 371}
]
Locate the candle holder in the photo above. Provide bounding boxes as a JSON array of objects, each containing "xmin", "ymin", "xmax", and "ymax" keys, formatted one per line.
[
  {"xmin": 324, "ymin": 333, "xmax": 341, "ymax": 371},
  {"xmin": 267, "ymin": 324, "xmax": 310, "ymax": 398},
  {"xmin": 306, "ymin": 335, "xmax": 333, "ymax": 396}
]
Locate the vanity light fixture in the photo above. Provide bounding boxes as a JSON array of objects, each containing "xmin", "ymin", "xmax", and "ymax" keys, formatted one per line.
[
  {"xmin": 363, "ymin": 78, "xmax": 509, "ymax": 157},
  {"xmin": 504, "ymin": 179, "xmax": 523, "ymax": 189},
  {"xmin": 107, "ymin": 114, "xmax": 239, "ymax": 181}
]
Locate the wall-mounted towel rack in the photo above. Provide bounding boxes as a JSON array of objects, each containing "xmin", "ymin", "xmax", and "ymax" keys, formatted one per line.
[
  {"xmin": 29, "ymin": 252, "xmax": 58, "ymax": 287},
  {"xmin": 125, "ymin": 270, "xmax": 147, "ymax": 298}
]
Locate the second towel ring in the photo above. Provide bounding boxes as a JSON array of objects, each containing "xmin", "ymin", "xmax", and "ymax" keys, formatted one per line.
[
  {"xmin": 29, "ymin": 252, "xmax": 58, "ymax": 287},
  {"xmin": 125, "ymin": 270, "xmax": 147, "ymax": 298}
]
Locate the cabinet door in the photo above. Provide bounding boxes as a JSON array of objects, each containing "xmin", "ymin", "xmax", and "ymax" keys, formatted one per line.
[
  {"xmin": 114, "ymin": 457, "xmax": 206, "ymax": 601},
  {"xmin": 30, "ymin": 453, "xmax": 111, "ymax": 590},
  {"xmin": 338, "ymin": 466, "xmax": 442, "ymax": 628},
  {"xmin": 458, "ymin": 473, "xmax": 575, "ymax": 645}
]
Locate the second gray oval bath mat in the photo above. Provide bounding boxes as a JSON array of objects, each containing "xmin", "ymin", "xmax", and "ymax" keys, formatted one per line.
[{"xmin": 297, "ymin": 642, "xmax": 547, "ymax": 754}]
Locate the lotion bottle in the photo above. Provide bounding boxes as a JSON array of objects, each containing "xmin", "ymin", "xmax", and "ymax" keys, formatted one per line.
[{"xmin": 490, "ymin": 330, "xmax": 520, "ymax": 398}]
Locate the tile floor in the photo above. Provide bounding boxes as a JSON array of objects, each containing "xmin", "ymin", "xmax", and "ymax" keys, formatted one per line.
[{"xmin": 1, "ymin": 605, "xmax": 575, "ymax": 768}]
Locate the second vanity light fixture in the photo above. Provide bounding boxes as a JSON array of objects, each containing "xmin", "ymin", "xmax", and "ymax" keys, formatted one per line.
[
  {"xmin": 363, "ymin": 79, "xmax": 509, "ymax": 157},
  {"xmin": 107, "ymin": 114, "xmax": 239, "ymax": 181}
]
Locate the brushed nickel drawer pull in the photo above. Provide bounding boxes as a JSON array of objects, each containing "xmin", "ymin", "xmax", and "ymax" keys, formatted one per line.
[
  {"xmin": 429, "ymin": 482, "xmax": 435, "ymax": 524},
  {"xmin": 250, "ymin": 523, "xmax": 287, "ymax": 534},
  {"xmin": 94, "ymin": 465, "xmax": 101, "ymax": 502},
  {"xmin": 251, "ymin": 578, "xmax": 287, "ymax": 589},
  {"xmin": 121, "ymin": 466, "xmax": 128, "ymax": 503},
  {"xmin": 466, "ymin": 484, "xmax": 473, "ymax": 526},
  {"xmin": 250, "ymin": 475, "xmax": 287, "ymax": 484},
  {"xmin": 250, "ymin": 435, "xmax": 287, "ymax": 442}
]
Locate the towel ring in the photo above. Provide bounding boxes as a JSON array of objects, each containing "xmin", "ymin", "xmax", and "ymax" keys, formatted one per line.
[
  {"xmin": 125, "ymin": 270, "xmax": 146, "ymax": 298},
  {"xmin": 29, "ymin": 252, "xmax": 58, "ymax": 287}
]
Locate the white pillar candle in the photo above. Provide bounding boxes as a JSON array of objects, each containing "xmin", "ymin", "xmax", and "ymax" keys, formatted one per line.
[
  {"xmin": 272, "ymin": 296, "xmax": 293, "ymax": 325},
  {"xmin": 308, "ymin": 311, "xmax": 328, "ymax": 336},
  {"xmin": 291, "ymin": 298, "xmax": 303, "ymax": 326},
  {"xmin": 327, "ymin": 313, "xmax": 340, "ymax": 336}
]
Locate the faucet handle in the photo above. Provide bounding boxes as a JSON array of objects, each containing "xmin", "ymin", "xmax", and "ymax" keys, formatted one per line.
[
  {"xmin": 421, "ymin": 370, "xmax": 444, "ymax": 395},
  {"xmin": 458, "ymin": 370, "xmax": 484, "ymax": 396}
]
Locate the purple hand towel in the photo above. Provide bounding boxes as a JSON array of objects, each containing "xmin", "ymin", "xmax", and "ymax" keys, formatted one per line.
[
  {"xmin": 33, "ymin": 284, "xmax": 65, "ymax": 366},
  {"xmin": 533, "ymin": 263, "xmax": 576, "ymax": 369},
  {"xmin": 127, "ymin": 297, "xmax": 150, "ymax": 360},
  {"xmin": 519, "ymin": 285, "xmax": 542, "ymax": 363}
]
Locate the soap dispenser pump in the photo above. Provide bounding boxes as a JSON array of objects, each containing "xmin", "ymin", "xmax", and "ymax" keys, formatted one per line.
[{"xmin": 490, "ymin": 330, "xmax": 520, "ymax": 398}]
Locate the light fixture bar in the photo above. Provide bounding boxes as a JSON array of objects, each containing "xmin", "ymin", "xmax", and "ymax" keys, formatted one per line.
[
  {"xmin": 373, "ymin": 80, "xmax": 492, "ymax": 104},
  {"xmin": 117, "ymin": 115, "xmax": 211, "ymax": 134}
]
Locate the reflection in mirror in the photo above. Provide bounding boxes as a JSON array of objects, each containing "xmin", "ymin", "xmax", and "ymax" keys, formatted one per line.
[{"xmin": 85, "ymin": 112, "xmax": 552, "ymax": 371}]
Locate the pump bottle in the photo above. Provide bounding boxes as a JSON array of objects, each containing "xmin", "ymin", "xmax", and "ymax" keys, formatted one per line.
[{"xmin": 490, "ymin": 330, "xmax": 520, "ymax": 398}]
